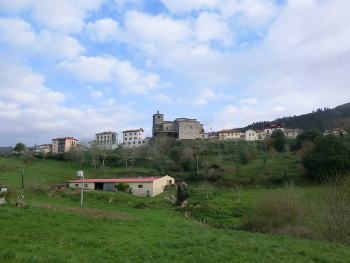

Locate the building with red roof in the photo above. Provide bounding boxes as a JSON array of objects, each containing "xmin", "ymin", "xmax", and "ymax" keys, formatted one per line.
[
  {"xmin": 217, "ymin": 129, "xmax": 241, "ymax": 140},
  {"xmin": 68, "ymin": 175, "xmax": 175, "ymax": 197}
]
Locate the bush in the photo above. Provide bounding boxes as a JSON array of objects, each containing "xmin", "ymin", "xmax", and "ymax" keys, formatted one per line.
[
  {"xmin": 116, "ymin": 182, "xmax": 130, "ymax": 192},
  {"xmin": 244, "ymin": 184, "xmax": 312, "ymax": 239},
  {"xmin": 317, "ymin": 177, "xmax": 350, "ymax": 245}
]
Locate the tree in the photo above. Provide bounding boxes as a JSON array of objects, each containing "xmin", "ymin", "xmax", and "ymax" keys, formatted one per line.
[
  {"xmin": 270, "ymin": 129, "xmax": 286, "ymax": 152},
  {"xmin": 13, "ymin": 142, "xmax": 26, "ymax": 155},
  {"xmin": 302, "ymin": 135, "xmax": 350, "ymax": 180},
  {"xmin": 294, "ymin": 130, "xmax": 322, "ymax": 150}
]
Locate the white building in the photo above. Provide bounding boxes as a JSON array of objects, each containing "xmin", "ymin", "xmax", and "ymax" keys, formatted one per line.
[
  {"xmin": 263, "ymin": 123, "xmax": 285, "ymax": 137},
  {"xmin": 68, "ymin": 175, "xmax": 175, "ymax": 197},
  {"xmin": 95, "ymin": 131, "xmax": 118, "ymax": 149},
  {"xmin": 245, "ymin": 124, "xmax": 299, "ymax": 141},
  {"xmin": 122, "ymin": 128, "xmax": 147, "ymax": 147}
]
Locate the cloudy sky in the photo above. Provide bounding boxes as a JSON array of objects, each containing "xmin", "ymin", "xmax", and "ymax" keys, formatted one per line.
[{"xmin": 1, "ymin": 0, "xmax": 349, "ymax": 146}]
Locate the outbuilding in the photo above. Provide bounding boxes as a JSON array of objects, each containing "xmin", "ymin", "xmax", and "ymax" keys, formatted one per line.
[{"xmin": 68, "ymin": 175, "xmax": 175, "ymax": 197}]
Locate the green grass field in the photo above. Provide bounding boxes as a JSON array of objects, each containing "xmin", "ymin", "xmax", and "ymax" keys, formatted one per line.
[{"xmin": 1, "ymin": 156, "xmax": 350, "ymax": 262}]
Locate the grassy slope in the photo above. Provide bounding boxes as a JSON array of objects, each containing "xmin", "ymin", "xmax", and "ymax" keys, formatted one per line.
[
  {"xmin": 1, "ymin": 192, "xmax": 350, "ymax": 263},
  {"xmin": 1, "ymin": 156, "xmax": 350, "ymax": 262}
]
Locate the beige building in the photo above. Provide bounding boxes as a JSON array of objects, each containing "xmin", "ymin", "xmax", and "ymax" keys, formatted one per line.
[
  {"xmin": 68, "ymin": 175, "xmax": 175, "ymax": 197},
  {"xmin": 217, "ymin": 129, "xmax": 241, "ymax": 140},
  {"xmin": 27, "ymin": 144, "xmax": 52, "ymax": 153},
  {"xmin": 52, "ymin": 137, "xmax": 78, "ymax": 153},
  {"xmin": 284, "ymin": 129, "xmax": 300, "ymax": 138},
  {"xmin": 245, "ymin": 129, "xmax": 263, "ymax": 141}
]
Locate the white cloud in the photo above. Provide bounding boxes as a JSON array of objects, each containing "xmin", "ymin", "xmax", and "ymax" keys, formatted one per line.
[
  {"xmin": 0, "ymin": 18, "xmax": 36, "ymax": 48},
  {"xmin": 0, "ymin": 62, "xmax": 65, "ymax": 107},
  {"xmin": 194, "ymin": 87, "xmax": 233, "ymax": 106},
  {"xmin": 159, "ymin": 0, "xmax": 218, "ymax": 13},
  {"xmin": 124, "ymin": 11, "xmax": 191, "ymax": 44},
  {"xmin": 32, "ymin": 0, "xmax": 105, "ymax": 33},
  {"xmin": 0, "ymin": 0, "xmax": 105, "ymax": 33},
  {"xmin": 59, "ymin": 56, "xmax": 116, "ymax": 82},
  {"xmin": 239, "ymin": 98, "xmax": 258, "ymax": 105},
  {"xmin": 0, "ymin": 18, "xmax": 85, "ymax": 60},
  {"xmin": 0, "ymin": 61, "xmax": 147, "ymax": 146},
  {"xmin": 0, "ymin": 0, "xmax": 31, "ymax": 12},
  {"xmin": 91, "ymin": 90, "xmax": 104, "ymax": 99},
  {"xmin": 86, "ymin": 18, "xmax": 120, "ymax": 42},
  {"xmin": 59, "ymin": 56, "xmax": 161, "ymax": 94},
  {"xmin": 220, "ymin": 0, "xmax": 277, "ymax": 24},
  {"xmin": 194, "ymin": 12, "xmax": 233, "ymax": 46},
  {"xmin": 120, "ymin": 11, "xmax": 237, "ymax": 86},
  {"xmin": 154, "ymin": 94, "xmax": 172, "ymax": 104}
]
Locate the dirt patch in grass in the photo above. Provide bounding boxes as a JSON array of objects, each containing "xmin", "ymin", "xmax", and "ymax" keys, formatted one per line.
[{"xmin": 32, "ymin": 203, "xmax": 132, "ymax": 219}]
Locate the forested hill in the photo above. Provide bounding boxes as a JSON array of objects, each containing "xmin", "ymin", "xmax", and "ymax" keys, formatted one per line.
[{"xmin": 237, "ymin": 102, "xmax": 350, "ymax": 132}]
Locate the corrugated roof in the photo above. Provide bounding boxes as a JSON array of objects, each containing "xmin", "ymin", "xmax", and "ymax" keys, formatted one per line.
[{"xmin": 68, "ymin": 177, "xmax": 162, "ymax": 183}]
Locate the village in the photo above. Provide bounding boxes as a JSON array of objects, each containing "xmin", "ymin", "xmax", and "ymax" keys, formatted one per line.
[{"xmin": 1, "ymin": 111, "xmax": 346, "ymax": 198}]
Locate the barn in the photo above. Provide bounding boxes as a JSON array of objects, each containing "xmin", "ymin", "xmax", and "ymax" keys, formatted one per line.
[{"xmin": 68, "ymin": 175, "xmax": 175, "ymax": 197}]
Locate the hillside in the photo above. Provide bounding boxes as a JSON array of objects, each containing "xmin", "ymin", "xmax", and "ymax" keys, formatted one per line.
[
  {"xmin": 1, "ymin": 156, "xmax": 350, "ymax": 262},
  {"xmin": 238, "ymin": 102, "xmax": 350, "ymax": 132}
]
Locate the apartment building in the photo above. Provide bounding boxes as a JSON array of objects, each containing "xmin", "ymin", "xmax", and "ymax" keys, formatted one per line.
[{"xmin": 51, "ymin": 137, "xmax": 78, "ymax": 153}]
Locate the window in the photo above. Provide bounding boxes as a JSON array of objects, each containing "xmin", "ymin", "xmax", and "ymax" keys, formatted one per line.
[
  {"xmin": 138, "ymin": 185, "xmax": 143, "ymax": 188},
  {"xmin": 84, "ymin": 184, "xmax": 88, "ymax": 187},
  {"xmin": 75, "ymin": 184, "xmax": 79, "ymax": 187}
]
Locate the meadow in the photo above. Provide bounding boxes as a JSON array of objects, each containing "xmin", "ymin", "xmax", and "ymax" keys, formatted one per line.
[{"xmin": 1, "ymin": 152, "xmax": 350, "ymax": 262}]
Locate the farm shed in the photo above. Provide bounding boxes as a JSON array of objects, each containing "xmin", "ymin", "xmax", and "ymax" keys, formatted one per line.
[{"xmin": 68, "ymin": 175, "xmax": 175, "ymax": 197}]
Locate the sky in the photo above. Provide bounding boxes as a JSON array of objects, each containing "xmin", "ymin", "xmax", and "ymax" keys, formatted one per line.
[{"xmin": 0, "ymin": 0, "xmax": 350, "ymax": 147}]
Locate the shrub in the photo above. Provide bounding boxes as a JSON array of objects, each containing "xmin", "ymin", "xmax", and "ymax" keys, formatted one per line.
[
  {"xmin": 317, "ymin": 177, "xmax": 350, "ymax": 245},
  {"xmin": 244, "ymin": 184, "xmax": 312, "ymax": 239},
  {"xmin": 116, "ymin": 182, "xmax": 130, "ymax": 192}
]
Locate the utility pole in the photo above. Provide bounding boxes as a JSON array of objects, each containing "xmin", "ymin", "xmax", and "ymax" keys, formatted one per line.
[
  {"xmin": 21, "ymin": 167, "xmax": 24, "ymax": 199},
  {"xmin": 77, "ymin": 171, "xmax": 84, "ymax": 206},
  {"xmin": 81, "ymin": 175, "xmax": 84, "ymax": 206}
]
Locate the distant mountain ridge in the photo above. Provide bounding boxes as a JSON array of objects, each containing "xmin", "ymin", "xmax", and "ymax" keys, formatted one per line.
[{"xmin": 236, "ymin": 102, "xmax": 350, "ymax": 132}]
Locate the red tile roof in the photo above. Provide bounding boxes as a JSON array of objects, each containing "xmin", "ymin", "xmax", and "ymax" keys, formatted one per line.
[
  {"xmin": 52, "ymin": 137, "xmax": 78, "ymax": 141},
  {"xmin": 123, "ymin": 128, "xmax": 144, "ymax": 133},
  {"xmin": 68, "ymin": 177, "xmax": 161, "ymax": 183},
  {"xmin": 218, "ymin": 129, "xmax": 240, "ymax": 133}
]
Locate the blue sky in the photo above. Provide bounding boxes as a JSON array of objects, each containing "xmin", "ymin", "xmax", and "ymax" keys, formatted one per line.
[{"xmin": 1, "ymin": 0, "xmax": 350, "ymax": 146}]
